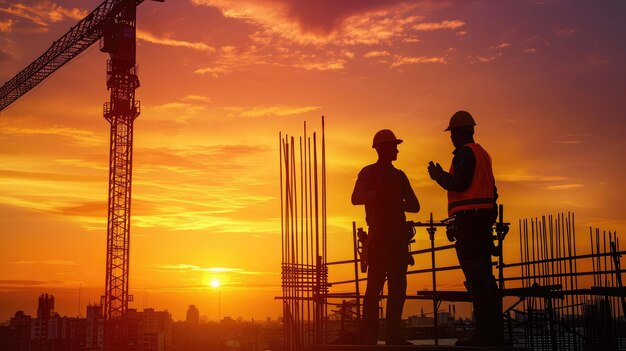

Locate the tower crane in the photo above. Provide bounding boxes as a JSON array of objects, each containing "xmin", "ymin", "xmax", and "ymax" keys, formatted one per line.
[{"xmin": 0, "ymin": 0, "xmax": 163, "ymax": 349}]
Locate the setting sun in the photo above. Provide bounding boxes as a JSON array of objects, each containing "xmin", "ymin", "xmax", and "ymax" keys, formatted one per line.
[{"xmin": 210, "ymin": 278, "xmax": 221, "ymax": 289}]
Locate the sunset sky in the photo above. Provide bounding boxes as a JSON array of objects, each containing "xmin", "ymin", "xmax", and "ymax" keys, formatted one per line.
[{"xmin": 1, "ymin": 0, "xmax": 625, "ymax": 322}]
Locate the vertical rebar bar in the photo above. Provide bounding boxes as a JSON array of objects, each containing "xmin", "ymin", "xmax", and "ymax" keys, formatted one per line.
[
  {"xmin": 312, "ymin": 132, "xmax": 320, "ymax": 344},
  {"xmin": 428, "ymin": 213, "xmax": 439, "ymax": 345},
  {"xmin": 567, "ymin": 212, "xmax": 584, "ymax": 350},
  {"xmin": 352, "ymin": 222, "xmax": 361, "ymax": 325},
  {"xmin": 321, "ymin": 116, "xmax": 328, "ymax": 342}
]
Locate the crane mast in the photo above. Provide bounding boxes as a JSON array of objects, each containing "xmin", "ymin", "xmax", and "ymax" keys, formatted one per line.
[
  {"xmin": 100, "ymin": 2, "xmax": 138, "ymax": 349},
  {"xmin": 0, "ymin": 0, "xmax": 163, "ymax": 349}
]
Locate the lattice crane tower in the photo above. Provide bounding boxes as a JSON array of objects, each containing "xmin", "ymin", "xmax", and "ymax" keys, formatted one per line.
[{"xmin": 0, "ymin": 0, "xmax": 163, "ymax": 349}]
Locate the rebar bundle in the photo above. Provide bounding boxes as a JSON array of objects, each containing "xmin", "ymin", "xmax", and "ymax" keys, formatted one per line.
[
  {"xmin": 509, "ymin": 213, "xmax": 626, "ymax": 351},
  {"xmin": 279, "ymin": 118, "xmax": 328, "ymax": 351}
]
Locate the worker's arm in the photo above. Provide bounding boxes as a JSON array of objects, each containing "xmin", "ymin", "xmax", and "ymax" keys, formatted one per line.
[
  {"xmin": 351, "ymin": 168, "xmax": 375, "ymax": 205},
  {"xmin": 401, "ymin": 172, "xmax": 420, "ymax": 213},
  {"xmin": 433, "ymin": 146, "xmax": 475, "ymax": 192}
]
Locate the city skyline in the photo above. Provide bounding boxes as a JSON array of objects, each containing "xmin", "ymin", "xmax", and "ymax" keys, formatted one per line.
[{"xmin": 1, "ymin": 0, "xmax": 625, "ymax": 322}]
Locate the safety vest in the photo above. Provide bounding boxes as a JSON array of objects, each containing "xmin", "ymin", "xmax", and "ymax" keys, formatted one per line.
[{"xmin": 448, "ymin": 143, "xmax": 495, "ymax": 216}]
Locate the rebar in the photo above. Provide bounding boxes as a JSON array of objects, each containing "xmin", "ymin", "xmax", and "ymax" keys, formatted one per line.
[{"xmin": 279, "ymin": 118, "xmax": 329, "ymax": 351}]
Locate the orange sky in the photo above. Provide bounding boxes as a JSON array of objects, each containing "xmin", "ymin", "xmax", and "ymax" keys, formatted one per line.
[{"xmin": 1, "ymin": 0, "xmax": 625, "ymax": 322}]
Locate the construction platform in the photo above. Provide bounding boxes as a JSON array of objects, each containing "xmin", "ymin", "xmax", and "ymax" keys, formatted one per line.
[{"xmin": 307, "ymin": 346, "xmax": 526, "ymax": 351}]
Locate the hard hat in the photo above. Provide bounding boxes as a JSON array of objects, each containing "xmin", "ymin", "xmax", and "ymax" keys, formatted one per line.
[
  {"xmin": 445, "ymin": 110, "xmax": 476, "ymax": 131},
  {"xmin": 372, "ymin": 129, "xmax": 403, "ymax": 148}
]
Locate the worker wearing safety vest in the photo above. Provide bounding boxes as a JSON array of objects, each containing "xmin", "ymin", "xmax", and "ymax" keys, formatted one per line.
[
  {"xmin": 427, "ymin": 111, "xmax": 504, "ymax": 347},
  {"xmin": 352, "ymin": 129, "xmax": 420, "ymax": 345}
]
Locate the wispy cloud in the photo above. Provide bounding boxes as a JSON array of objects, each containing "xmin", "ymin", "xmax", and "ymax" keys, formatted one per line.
[
  {"xmin": 126, "ymin": 145, "xmax": 276, "ymax": 231},
  {"xmin": 363, "ymin": 50, "xmax": 390, "ymax": 58},
  {"xmin": 131, "ymin": 210, "xmax": 277, "ymax": 232},
  {"xmin": 476, "ymin": 55, "xmax": 495, "ymax": 63},
  {"xmin": 0, "ymin": 169, "xmax": 99, "ymax": 183},
  {"xmin": 0, "ymin": 18, "xmax": 15, "ymax": 32},
  {"xmin": 183, "ymin": 95, "xmax": 212, "ymax": 103},
  {"xmin": 194, "ymin": 45, "xmax": 353, "ymax": 76},
  {"xmin": 413, "ymin": 20, "xmax": 465, "ymax": 31},
  {"xmin": 136, "ymin": 145, "xmax": 270, "ymax": 173},
  {"xmin": 194, "ymin": 66, "xmax": 229, "ymax": 77},
  {"xmin": 192, "ymin": 1, "xmax": 450, "ymax": 46},
  {"xmin": 53, "ymin": 201, "xmax": 107, "ymax": 217},
  {"xmin": 148, "ymin": 102, "xmax": 206, "ymax": 114},
  {"xmin": 225, "ymin": 105, "xmax": 321, "ymax": 117},
  {"xmin": 137, "ymin": 30, "xmax": 215, "ymax": 52},
  {"xmin": 187, "ymin": 3, "xmax": 461, "ymax": 74},
  {"xmin": 294, "ymin": 59, "xmax": 346, "ymax": 71},
  {"xmin": 1, "ymin": 142, "xmax": 277, "ymax": 232},
  {"xmin": 55, "ymin": 159, "xmax": 108, "ymax": 171},
  {"xmin": 0, "ymin": 280, "xmax": 55, "ymax": 286},
  {"xmin": 154, "ymin": 264, "xmax": 275, "ymax": 276},
  {"xmin": 499, "ymin": 174, "xmax": 568, "ymax": 183},
  {"xmin": 7, "ymin": 260, "xmax": 80, "ymax": 266},
  {"xmin": 545, "ymin": 184, "xmax": 583, "ymax": 191},
  {"xmin": 491, "ymin": 42, "xmax": 511, "ymax": 50},
  {"xmin": 337, "ymin": 10, "xmax": 423, "ymax": 46},
  {"xmin": 0, "ymin": 1, "xmax": 87, "ymax": 28},
  {"xmin": 391, "ymin": 55, "xmax": 447, "ymax": 67},
  {"xmin": 5, "ymin": 125, "xmax": 104, "ymax": 146},
  {"xmin": 499, "ymin": 173, "xmax": 584, "ymax": 191}
]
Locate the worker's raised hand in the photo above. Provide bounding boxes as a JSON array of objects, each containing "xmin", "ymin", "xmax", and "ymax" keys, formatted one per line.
[{"xmin": 427, "ymin": 161, "xmax": 443, "ymax": 181}]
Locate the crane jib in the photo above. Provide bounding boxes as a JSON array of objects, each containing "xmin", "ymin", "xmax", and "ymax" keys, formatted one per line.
[{"xmin": 0, "ymin": 0, "xmax": 153, "ymax": 112}]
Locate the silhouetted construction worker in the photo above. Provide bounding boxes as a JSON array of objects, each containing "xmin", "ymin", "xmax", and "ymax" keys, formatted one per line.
[
  {"xmin": 427, "ymin": 111, "xmax": 503, "ymax": 346},
  {"xmin": 352, "ymin": 129, "xmax": 420, "ymax": 345}
]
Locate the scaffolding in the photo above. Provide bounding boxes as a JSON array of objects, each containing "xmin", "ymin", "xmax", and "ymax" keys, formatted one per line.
[
  {"xmin": 309, "ymin": 212, "xmax": 624, "ymax": 350},
  {"xmin": 505, "ymin": 214, "xmax": 626, "ymax": 350},
  {"xmin": 277, "ymin": 123, "xmax": 624, "ymax": 351}
]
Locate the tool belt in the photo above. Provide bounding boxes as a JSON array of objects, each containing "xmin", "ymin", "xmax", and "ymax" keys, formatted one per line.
[
  {"xmin": 357, "ymin": 222, "xmax": 415, "ymax": 273},
  {"xmin": 446, "ymin": 211, "xmax": 509, "ymax": 257},
  {"xmin": 444, "ymin": 216, "xmax": 460, "ymax": 243}
]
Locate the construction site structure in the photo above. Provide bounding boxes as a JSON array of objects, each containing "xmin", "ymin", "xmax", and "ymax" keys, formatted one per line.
[
  {"xmin": 276, "ymin": 125, "xmax": 625, "ymax": 350},
  {"xmin": 0, "ymin": 0, "xmax": 163, "ymax": 349},
  {"xmin": 280, "ymin": 208, "xmax": 625, "ymax": 350}
]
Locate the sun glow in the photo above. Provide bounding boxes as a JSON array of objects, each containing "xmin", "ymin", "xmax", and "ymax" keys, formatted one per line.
[{"xmin": 210, "ymin": 278, "xmax": 221, "ymax": 288}]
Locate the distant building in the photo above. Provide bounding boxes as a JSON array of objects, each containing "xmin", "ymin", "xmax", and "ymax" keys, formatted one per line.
[
  {"xmin": 86, "ymin": 305, "xmax": 104, "ymax": 350},
  {"xmin": 186, "ymin": 305, "xmax": 200, "ymax": 324},
  {"xmin": 9, "ymin": 311, "xmax": 31, "ymax": 340},
  {"xmin": 0, "ymin": 295, "xmax": 171, "ymax": 351},
  {"xmin": 127, "ymin": 308, "xmax": 173, "ymax": 351},
  {"xmin": 407, "ymin": 308, "xmax": 454, "ymax": 327},
  {"xmin": 57, "ymin": 316, "xmax": 86, "ymax": 350},
  {"xmin": 32, "ymin": 293, "xmax": 58, "ymax": 341},
  {"xmin": 0, "ymin": 294, "xmax": 88, "ymax": 350}
]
